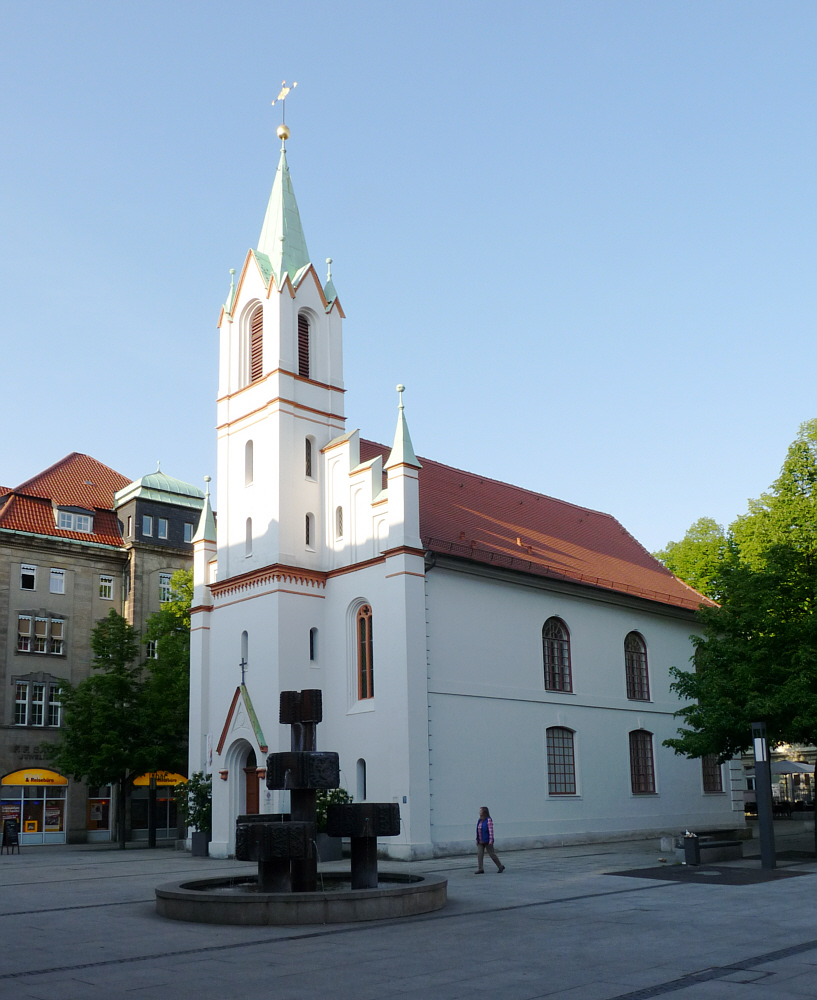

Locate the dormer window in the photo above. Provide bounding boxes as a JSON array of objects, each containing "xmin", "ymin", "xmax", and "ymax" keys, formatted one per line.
[
  {"xmin": 298, "ymin": 314, "xmax": 310, "ymax": 378},
  {"xmin": 56, "ymin": 509, "xmax": 93, "ymax": 533}
]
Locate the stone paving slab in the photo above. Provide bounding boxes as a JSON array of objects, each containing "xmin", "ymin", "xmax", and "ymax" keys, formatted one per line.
[{"xmin": 2, "ymin": 833, "xmax": 817, "ymax": 999}]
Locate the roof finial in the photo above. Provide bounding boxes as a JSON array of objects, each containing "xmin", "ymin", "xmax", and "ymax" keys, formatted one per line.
[
  {"xmin": 396, "ymin": 383, "xmax": 406, "ymax": 410},
  {"xmin": 204, "ymin": 474, "xmax": 211, "ymax": 498},
  {"xmin": 272, "ymin": 80, "xmax": 297, "ymax": 146},
  {"xmin": 156, "ymin": 460, "xmax": 161, "ymax": 473},
  {"xmin": 225, "ymin": 268, "xmax": 236, "ymax": 314},
  {"xmin": 326, "ymin": 257, "xmax": 333, "ymax": 281}
]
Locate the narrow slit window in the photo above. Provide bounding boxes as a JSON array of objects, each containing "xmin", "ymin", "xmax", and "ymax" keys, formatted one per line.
[
  {"xmin": 336, "ymin": 506, "xmax": 343, "ymax": 539},
  {"xmin": 245, "ymin": 518, "xmax": 253, "ymax": 557},
  {"xmin": 298, "ymin": 313, "xmax": 310, "ymax": 378},
  {"xmin": 305, "ymin": 437, "xmax": 312, "ymax": 478},
  {"xmin": 250, "ymin": 307, "xmax": 263, "ymax": 382},
  {"xmin": 245, "ymin": 439, "xmax": 254, "ymax": 486},
  {"xmin": 309, "ymin": 627, "xmax": 318, "ymax": 662}
]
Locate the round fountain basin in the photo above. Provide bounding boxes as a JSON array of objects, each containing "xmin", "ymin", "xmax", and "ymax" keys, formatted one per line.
[{"xmin": 155, "ymin": 871, "xmax": 447, "ymax": 925}]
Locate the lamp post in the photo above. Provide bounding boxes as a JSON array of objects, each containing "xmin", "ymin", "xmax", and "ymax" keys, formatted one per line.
[{"xmin": 751, "ymin": 721, "xmax": 776, "ymax": 869}]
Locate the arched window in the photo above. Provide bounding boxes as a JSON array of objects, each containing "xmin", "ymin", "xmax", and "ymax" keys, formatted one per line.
[
  {"xmin": 357, "ymin": 604, "xmax": 373, "ymax": 699},
  {"xmin": 305, "ymin": 513, "xmax": 314, "ymax": 548},
  {"xmin": 336, "ymin": 506, "xmax": 344, "ymax": 539},
  {"xmin": 245, "ymin": 517, "xmax": 252, "ymax": 557},
  {"xmin": 298, "ymin": 313, "xmax": 310, "ymax": 378},
  {"xmin": 624, "ymin": 632, "xmax": 649, "ymax": 701},
  {"xmin": 542, "ymin": 618, "xmax": 571, "ymax": 692},
  {"xmin": 309, "ymin": 627, "xmax": 318, "ymax": 662},
  {"xmin": 629, "ymin": 730, "xmax": 655, "ymax": 794},
  {"xmin": 245, "ymin": 440, "xmax": 253, "ymax": 487},
  {"xmin": 546, "ymin": 727, "xmax": 576, "ymax": 795},
  {"xmin": 241, "ymin": 630, "xmax": 248, "ymax": 671},
  {"xmin": 250, "ymin": 306, "xmax": 263, "ymax": 383},
  {"xmin": 356, "ymin": 758, "xmax": 367, "ymax": 801},
  {"xmin": 701, "ymin": 755, "xmax": 723, "ymax": 793},
  {"xmin": 305, "ymin": 437, "xmax": 313, "ymax": 478}
]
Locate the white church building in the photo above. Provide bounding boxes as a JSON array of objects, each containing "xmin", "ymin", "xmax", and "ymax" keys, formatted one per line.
[{"xmin": 189, "ymin": 127, "xmax": 742, "ymax": 860}]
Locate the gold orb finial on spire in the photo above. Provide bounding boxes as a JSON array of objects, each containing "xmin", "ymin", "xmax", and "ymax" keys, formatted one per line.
[{"xmin": 277, "ymin": 123, "xmax": 291, "ymax": 141}]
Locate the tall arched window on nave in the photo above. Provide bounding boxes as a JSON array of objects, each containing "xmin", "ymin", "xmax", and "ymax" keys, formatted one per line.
[
  {"xmin": 357, "ymin": 604, "xmax": 373, "ymax": 700},
  {"xmin": 542, "ymin": 617, "xmax": 571, "ymax": 692}
]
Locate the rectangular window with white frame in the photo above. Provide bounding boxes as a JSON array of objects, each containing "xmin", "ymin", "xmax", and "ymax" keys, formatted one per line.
[
  {"xmin": 21, "ymin": 564, "xmax": 36, "ymax": 591},
  {"xmin": 99, "ymin": 575, "xmax": 113, "ymax": 600},
  {"xmin": 57, "ymin": 511, "xmax": 92, "ymax": 532},
  {"xmin": 17, "ymin": 616, "xmax": 32, "ymax": 651},
  {"xmin": 142, "ymin": 515, "xmax": 153, "ymax": 536},
  {"xmin": 48, "ymin": 686, "xmax": 62, "ymax": 727},
  {"xmin": 51, "ymin": 619, "xmax": 64, "ymax": 655},
  {"xmin": 184, "ymin": 522, "xmax": 194, "ymax": 543},
  {"xmin": 158, "ymin": 518, "xmax": 168, "ymax": 539},
  {"xmin": 14, "ymin": 682, "xmax": 29, "ymax": 725},
  {"xmin": 50, "ymin": 568, "xmax": 66, "ymax": 594},
  {"xmin": 31, "ymin": 683, "xmax": 45, "ymax": 726},
  {"xmin": 146, "ymin": 639, "xmax": 158, "ymax": 659},
  {"xmin": 34, "ymin": 617, "xmax": 48, "ymax": 653},
  {"xmin": 159, "ymin": 573, "xmax": 172, "ymax": 603}
]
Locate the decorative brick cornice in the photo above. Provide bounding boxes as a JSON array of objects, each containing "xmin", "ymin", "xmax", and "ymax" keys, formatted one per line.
[
  {"xmin": 210, "ymin": 562, "xmax": 327, "ymax": 599},
  {"xmin": 189, "ymin": 604, "xmax": 213, "ymax": 615}
]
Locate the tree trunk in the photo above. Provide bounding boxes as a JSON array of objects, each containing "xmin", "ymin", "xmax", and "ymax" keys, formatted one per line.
[{"xmin": 118, "ymin": 777, "xmax": 127, "ymax": 850}]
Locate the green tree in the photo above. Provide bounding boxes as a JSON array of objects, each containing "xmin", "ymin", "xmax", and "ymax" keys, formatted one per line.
[
  {"xmin": 653, "ymin": 517, "xmax": 729, "ymax": 600},
  {"xmin": 664, "ymin": 421, "xmax": 817, "ymax": 846},
  {"xmin": 142, "ymin": 569, "xmax": 193, "ymax": 776},
  {"xmin": 50, "ymin": 610, "xmax": 155, "ymax": 848}
]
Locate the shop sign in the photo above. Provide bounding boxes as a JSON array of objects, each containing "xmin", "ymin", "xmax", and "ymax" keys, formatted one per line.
[
  {"xmin": 133, "ymin": 771, "xmax": 187, "ymax": 787},
  {"xmin": 1, "ymin": 768, "xmax": 68, "ymax": 786}
]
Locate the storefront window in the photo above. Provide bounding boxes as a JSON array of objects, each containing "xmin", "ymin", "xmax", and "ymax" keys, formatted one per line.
[{"xmin": 1, "ymin": 770, "xmax": 68, "ymax": 844}]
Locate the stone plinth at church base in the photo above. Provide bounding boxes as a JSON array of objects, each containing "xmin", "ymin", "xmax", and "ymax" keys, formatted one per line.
[{"xmin": 155, "ymin": 872, "xmax": 447, "ymax": 925}]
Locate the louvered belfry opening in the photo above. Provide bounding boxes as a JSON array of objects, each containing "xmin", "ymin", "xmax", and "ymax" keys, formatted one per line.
[
  {"xmin": 298, "ymin": 313, "xmax": 310, "ymax": 378},
  {"xmin": 250, "ymin": 307, "xmax": 263, "ymax": 383}
]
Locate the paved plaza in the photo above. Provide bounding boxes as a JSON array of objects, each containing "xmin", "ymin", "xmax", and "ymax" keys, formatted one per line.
[{"xmin": 1, "ymin": 828, "xmax": 817, "ymax": 999}]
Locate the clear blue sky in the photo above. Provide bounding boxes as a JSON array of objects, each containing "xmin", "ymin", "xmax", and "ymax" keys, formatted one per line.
[{"xmin": 2, "ymin": 1, "xmax": 816, "ymax": 552}]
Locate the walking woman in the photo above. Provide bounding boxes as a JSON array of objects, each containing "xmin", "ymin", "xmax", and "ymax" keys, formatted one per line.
[{"xmin": 475, "ymin": 806, "xmax": 505, "ymax": 873}]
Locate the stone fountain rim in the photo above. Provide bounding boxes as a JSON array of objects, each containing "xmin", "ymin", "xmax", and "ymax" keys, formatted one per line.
[{"xmin": 155, "ymin": 871, "xmax": 448, "ymax": 924}]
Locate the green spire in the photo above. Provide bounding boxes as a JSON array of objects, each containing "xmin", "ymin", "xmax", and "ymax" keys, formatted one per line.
[
  {"xmin": 192, "ymin": 476, "xmax": 216, "ymax": 544},
  {"xmin": 385, "ymin": 385, "xmax": 422, "ymax": 470},
  {"xmin": 257, "ymin": 145, "xmax": 310, "ymax": 285}
]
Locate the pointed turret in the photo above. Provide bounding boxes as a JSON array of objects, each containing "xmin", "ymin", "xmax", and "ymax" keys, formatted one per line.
[
  {"xmin": 385, "ymin": 385, "xmax": 422, "ymax": 470},
  {"xmin": 323, "ymin": 257, "xmax": 338, "ymax": 309},
  {"xmin": 192, "ymin": 476, "xmax": 217, "ymax": 544},
  {"xmin": 257, "ymin": 143, "xmax": 310, "ymax": 286}
]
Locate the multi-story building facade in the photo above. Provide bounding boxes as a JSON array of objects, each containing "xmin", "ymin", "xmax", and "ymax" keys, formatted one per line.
[{"xmin": 0, "ymin": 454, "xmax": 203, "ymax": 844}]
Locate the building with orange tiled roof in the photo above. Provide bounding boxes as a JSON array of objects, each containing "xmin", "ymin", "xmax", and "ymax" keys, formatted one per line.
[
  {"xmin": 0, "ymin": 455, "xmax": 203, "ymax": 845},
  {"xmin": 189, "ymin": 130, "xmax": 742, "ymax": 861}
]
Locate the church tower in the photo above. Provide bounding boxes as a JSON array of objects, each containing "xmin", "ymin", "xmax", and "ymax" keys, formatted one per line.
[{"xmin": 215, "ymin": 123, "xmax": 345, "ymax": 581}]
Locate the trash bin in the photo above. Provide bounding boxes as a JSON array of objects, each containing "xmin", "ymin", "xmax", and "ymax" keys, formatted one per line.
[{"xmin": 684, "ymin": 835, "xmax": 700, "ymax": 865}]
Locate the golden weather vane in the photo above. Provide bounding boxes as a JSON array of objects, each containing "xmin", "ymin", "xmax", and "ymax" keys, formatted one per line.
[{"xmin": 272, "ymin": 80, "xmax": 298, "ymax": 141}]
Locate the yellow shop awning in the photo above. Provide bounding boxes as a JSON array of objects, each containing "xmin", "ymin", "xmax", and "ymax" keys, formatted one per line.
[
  {"xmin": 2, "ymin": 768, "xmax": 68, "ymax": 786},
  {"xmin": 133, "ymin": 772, "xmax": 187, "ymax": 787}
]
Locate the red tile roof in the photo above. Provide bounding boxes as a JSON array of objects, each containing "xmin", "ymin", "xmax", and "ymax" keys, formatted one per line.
[
  {"xmin": 0, "ymin": 453, "xmax": 129, "ymax": 548},
  {"xmin": 14, "ymin": 453, "xmax": 129, "ymax": 508},
  {"xmin": 360, "ymin": 440, "xmax": 712, "ymax": 612}
]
